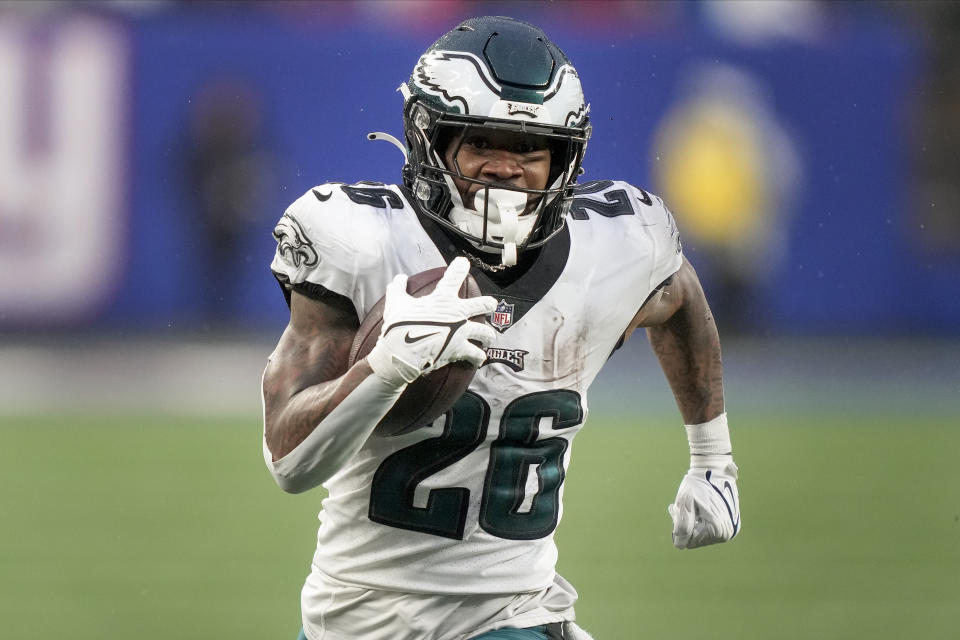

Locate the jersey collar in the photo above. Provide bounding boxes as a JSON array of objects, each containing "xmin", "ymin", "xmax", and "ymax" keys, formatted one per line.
[{"xmin": 400, "ymin": 186, "xmax": 571, "ymax": 331}]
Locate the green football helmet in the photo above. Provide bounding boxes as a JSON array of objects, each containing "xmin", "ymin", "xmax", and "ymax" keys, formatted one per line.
[{"xmin": 401, "ymin": 16, "xmax": 591, "ymax": 265}]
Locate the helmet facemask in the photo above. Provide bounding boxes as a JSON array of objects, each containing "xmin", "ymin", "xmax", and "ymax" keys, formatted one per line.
[{"xmin": 404, "ymin": 100, "xmax": 589, "ymax": 266}]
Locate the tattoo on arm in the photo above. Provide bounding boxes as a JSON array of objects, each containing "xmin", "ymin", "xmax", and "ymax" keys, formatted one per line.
[
  {"xmin": 262, "ymin": 292, "xmax": 369, "ymax": 460},
  {"xmin": 646, "ymin": 269, "xmax": 724, "ymax": 425}
]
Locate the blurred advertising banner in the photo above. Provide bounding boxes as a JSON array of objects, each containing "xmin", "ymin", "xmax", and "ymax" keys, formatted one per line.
[
  {"xmin": 0, "ymin": 15, "xmax": 127, "ymax": 325},
  {"xmin": 0, "ymin": 3, "xmax": 956, "ymax": 335}
]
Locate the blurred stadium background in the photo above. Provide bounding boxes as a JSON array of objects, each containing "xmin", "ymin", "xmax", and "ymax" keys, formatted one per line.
[{"xmin": 1, "ymin": 1, "xmax": 957, "ymax": 638}]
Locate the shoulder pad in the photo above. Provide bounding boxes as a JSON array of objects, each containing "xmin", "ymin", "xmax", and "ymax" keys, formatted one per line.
[
  {"xmin": 271, "ymin": 182, "xmax": 407, "ymax": 298},
  {"xmin": 569, "ymin": 179, "xmax": 682, "ymax": 289},
  {"xmin": 302, "ymin": 181, "xmax": 399, "ymax": 208},
  {"xmin": 570, "ymin": 179, "xmax": 658, "ymax": 221}
]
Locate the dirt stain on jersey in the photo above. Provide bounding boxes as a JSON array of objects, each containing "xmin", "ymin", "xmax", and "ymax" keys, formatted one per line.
[{"xmin": 542, "ymin": 309, "xmax": 565, "ymax": 380}]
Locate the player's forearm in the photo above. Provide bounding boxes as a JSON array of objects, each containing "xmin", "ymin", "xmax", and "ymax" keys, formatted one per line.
[
  {"xmin": 261, "ymin": 360, "xmax": 405, "ymax": 493},
  {"xmin": 646, "ymin": 293, "xmax": 724, "ymax": 425},
  {"xmin": 263, "ymin": 360, "xmax": 374, "ymax": 460}
]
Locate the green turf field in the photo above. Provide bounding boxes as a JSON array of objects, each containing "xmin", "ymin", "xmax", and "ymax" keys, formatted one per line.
[{"xmin": 1, "ymin": 412, "xmax": 957, "ymax": 639}]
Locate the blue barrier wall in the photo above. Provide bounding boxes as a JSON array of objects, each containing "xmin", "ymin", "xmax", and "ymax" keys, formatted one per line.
[{"xmin": 1, "ymin": 4, "xmax": 955, "ymax": 335}]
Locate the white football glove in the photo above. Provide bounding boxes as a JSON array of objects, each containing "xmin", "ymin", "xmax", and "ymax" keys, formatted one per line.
[
  {"xmin": 366, "ymin": 257, "xmax": 497, "ymax": 387},
  {"xmin": 668, "ymin": 454, "xmax": 741, "ymax": 549}
]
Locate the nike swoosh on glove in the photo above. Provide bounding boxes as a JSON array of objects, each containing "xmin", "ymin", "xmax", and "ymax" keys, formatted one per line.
[
  {"xmin": 366, "ymin": 257, "xmax": 498, "ymax": 387},
  {"xmin": 668, "ymin": 454, "xmax": 741, "ymax": 549}
]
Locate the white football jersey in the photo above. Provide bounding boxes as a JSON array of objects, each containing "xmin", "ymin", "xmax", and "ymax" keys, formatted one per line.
[{"xmin": 270, "ymin": 179, "xmax": 683, "ymax": 595}]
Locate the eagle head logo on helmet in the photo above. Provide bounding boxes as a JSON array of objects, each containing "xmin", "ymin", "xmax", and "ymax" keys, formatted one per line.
[{"xmin": 401, "ymin": 16, "xmax": 592, "ymax": 266}]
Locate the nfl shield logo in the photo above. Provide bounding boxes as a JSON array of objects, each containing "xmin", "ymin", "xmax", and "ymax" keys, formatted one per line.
[{"xmin": 491, "ymin": 299, "xmax": 514, "ymax": 331}]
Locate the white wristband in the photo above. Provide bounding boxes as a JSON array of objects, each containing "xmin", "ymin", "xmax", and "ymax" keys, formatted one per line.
[{"xmin": 685, "ymin": 412, "xmax": 731, "ymax": 457}]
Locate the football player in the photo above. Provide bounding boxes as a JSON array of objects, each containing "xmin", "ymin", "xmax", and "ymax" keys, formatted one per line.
[{"xmin": 262, "ymin": 16, "xmax": 740, "ymax": 640}]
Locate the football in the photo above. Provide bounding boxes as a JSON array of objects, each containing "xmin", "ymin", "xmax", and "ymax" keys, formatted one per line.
[{"xmin": 348, "ymin": 266, "xmax": 483, "ymax": 436}]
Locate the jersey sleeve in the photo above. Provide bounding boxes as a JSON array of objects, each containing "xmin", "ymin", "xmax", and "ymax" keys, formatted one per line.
[
  {"xmin": 625, "ymin": 183, "xmax": 684, "ymax": 291},
  {"xmin": 269, "ymin": 184, "xmax": 392, "ymax": 315}
]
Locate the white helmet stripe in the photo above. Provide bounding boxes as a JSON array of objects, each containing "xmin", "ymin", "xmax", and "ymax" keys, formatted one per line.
[{"xmin": 413, "ymin": 51, "xmax": 502, "ymax": 115}]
